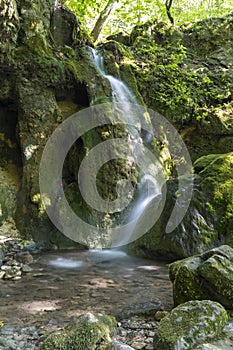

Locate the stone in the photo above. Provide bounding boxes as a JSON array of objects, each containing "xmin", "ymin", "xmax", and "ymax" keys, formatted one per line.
[
  {"xmin": 153, "ymin": 300, "xmax": 228, "ymax": 350},
  {"xmin": 169, "ymin": 245, "xmax": 233, "ymax": 309},
  {"xmin": 131, "ymin": 341, "xmax": 146, "ymax": 349},
  {"xmin": 105, "ymin": 341, "xmax": 135, "ymax": 349},
  {"xmin": 0, "ymin": 246, "xmax": 4, "ymax": 266},
  {"xmin": 154, "ymin": 311, "xmax": 169, "ymax": 321},
  {"xmin": 22, "ymin": 264, "xmax": 33, "ymax": 273},
  {"xmin": 40, "ymin": 312, "xmax": 117, "ymax": 350},
  {"xmin": 50, "ymin": 5, "xmax": 81, "ymax": 47},
  {"xmin": 15, "ymin": 251, "xmax": 33, "ymax": 264},
  {"xmin": 3, "ymin": 265, "xmax": 22, "ymax": 279},
  {"xmin": 119, "ymin": 300, "xmax": 164, "ymax": 319}
]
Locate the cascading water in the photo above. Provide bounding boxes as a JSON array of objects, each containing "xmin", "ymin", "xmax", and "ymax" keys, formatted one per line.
[
  {"xmin": 90, "ymin": 48, "xmax": 166, "ymax": 248},
  {"xmin": 91, "ymin": 48, "xmax": 138, "ymax": 105}
]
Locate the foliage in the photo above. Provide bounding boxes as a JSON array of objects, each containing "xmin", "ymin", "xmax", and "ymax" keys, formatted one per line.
[
  {"xmin": 123, "ymin": 14, "xmax": 233, "ymax": 124},
  {"xmin": 65, "ymin": 0, "xmax": 233, "ymax": 40}
]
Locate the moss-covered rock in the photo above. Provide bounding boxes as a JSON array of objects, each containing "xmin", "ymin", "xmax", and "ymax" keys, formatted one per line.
[
  {"xmin": 169, "ymin": 245, "xmax": 233, "ymax": 309},
  {"xmin": 194, "ymin": 152, "xmax": 233, "ymax": 246},
  {"xmin": 128, "ymin": 151, "xmax": 233, "ymax": 260},
  {"xmin": 127, "ymin": 175, "xmax": 218, "ymax": 260},
  {"xmin": 40, "ymin": 312, "xmax": 117, "ymax": 350},
  {"xmin": 153, "ymin": 300, "xmax": 228, "ymax": 350}
]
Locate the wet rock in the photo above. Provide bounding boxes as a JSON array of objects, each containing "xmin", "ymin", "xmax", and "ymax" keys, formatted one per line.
[
  {"xmin": 40, "ymin": 312, "xmax": 117, "ymax": 350},
  {"xmin": 22, "ymin": 264, "xmax": 33, "ymax": 272},
  {"xmin": 15, "ymin": 251, "xmax": 33, "ymax": 264},
  {"xmin": 119, "ymin": 300, "xmax": 164, "ymax": 319},
  {"xmin": 153, "ymin": 300, "xmax": 228, "ymax": 350},
  {"xmin": 169, "ymin": 245, "xmax": 233, "ymax": 308}
]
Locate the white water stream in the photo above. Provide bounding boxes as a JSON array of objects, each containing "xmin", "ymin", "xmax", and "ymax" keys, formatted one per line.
[{"xmin": 90, "ymin": 48, "xmax": 165, "ymax": 248}]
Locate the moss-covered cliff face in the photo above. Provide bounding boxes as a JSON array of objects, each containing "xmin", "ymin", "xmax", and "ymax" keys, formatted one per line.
[
  {"xmin": 106, "ymin": 15, "xmax": 233, "ymax": 161},
  {"xmin": 0, "ymin": 0, "xmax": 120, "ymax": 247},
  {"xmin": 0, "ymin": 0, "xmax": 146, "ymax": 248}
]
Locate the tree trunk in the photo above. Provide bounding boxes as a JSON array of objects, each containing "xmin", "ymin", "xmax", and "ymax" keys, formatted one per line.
[
  {"xmin": 91, "ymin": 0, "xmax": 117, "ymax": 42},
  {"xmin": 166, "ymin": 0, "xmax": 174, "ymax": 25}
]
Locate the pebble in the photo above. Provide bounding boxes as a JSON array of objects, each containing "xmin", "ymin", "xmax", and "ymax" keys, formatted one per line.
[
  {"xmin": 0, "ymin": 237, "xmax": 36, "ymax": 280},
  {"xmin": 0, "ymin": 325, "xmax": 38, "ymax": 350},
  {"xmin": 131, "ymin": 342, "xmax": 147, "ymax": 349}
]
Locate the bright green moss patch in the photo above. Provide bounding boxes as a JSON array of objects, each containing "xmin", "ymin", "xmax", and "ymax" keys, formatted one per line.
[{"xmin": 40, "ymin": 313, "xmax": 117, "ymax": 350}]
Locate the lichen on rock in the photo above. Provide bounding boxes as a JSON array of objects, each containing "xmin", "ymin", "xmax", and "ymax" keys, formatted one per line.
[{"xmin": 153, "ymin": 300, "xmax": 228, "ymax": 350}]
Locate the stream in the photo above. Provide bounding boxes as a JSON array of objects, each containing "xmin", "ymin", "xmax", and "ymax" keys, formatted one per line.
[{"xmin": 0, "ymin": 249, "xmax": 173, "ymax": 328}]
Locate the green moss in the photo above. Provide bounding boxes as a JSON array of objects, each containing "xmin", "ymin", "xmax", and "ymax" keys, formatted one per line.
[
  {"xmin": 198, "ymin": 254, "xmax": 233, "ymax": 308},
  {"xmin": 194, "ymin": 153, "xmax": 233, "ymax": 244},
  {"xmin": 40, "ymin": 313, "xmax": 117, "ymax": 350},
  {"xmin": 169, "ymin": 256, "xmax": 204, "ymax": 305},
  {"xmin": 119, "ymin": 63, "xmax": 144, "ymax": 105},
  {"xmin": 117, "ymin": 15, "xmax": 233, "ymax": 164}
]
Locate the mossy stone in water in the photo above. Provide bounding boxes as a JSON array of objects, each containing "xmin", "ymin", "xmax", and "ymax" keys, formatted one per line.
[
  {"xmin": 40, "ymin": 312, "xmax": 117, "ymax": 350},
  {"xmin": 153, "ymin": 300, "xmax": 228, "ymax": 350}
]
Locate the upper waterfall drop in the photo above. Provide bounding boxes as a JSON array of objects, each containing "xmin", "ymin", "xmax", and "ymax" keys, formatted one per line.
[{"xmin": 90, "ymin": 47, "xmax": 138, "ymax": 105}]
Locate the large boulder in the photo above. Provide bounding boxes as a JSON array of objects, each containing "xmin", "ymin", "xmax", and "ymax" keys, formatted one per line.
[
  {"xmin": 169, "ymin": 245, "xmax": 233, "ymax": 309},
  {"xmin": 127, "ymin": 152, "xmax": 233, "ymax": 260},
  {"xmin": 40, "ymin": 312, "xmax": 117, "ymax": 350},
  {"xmin": 153, "ymin": 300, "xmax": 228, "ymax": 350}
]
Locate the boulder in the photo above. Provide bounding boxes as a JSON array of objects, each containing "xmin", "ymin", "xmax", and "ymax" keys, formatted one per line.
[
  {"xmin": 118, "ymin": 300, "xmax": 164, "ymax": 319},
  {"xmin": 128, "ymin": 152, "xmax": 233, "ymax": 260},
  {"xmin": 169, "ymin": 245, "xmax": 233, "ymax": 309},
  {"xmin": 40, "ymin": 312, "xmax": 117, "ymax": 350},
  {"xmin": 153, "ymin": 300, "xmax": 228, "ymax": 350}
]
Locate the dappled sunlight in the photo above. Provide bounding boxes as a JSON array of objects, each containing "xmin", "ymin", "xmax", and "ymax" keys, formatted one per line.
[{"xmin": 17, "ymin": 300, "xmax": 62, "ymax": 314}]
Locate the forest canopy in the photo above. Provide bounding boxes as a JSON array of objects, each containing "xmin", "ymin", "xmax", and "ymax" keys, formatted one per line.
[{"xmin": 64, "ymin": 0, "xmax": 233, "ymax": 41}]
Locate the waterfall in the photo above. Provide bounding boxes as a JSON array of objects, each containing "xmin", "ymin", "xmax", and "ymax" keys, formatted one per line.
[
  {"xmin": 91, "ymin": 48, "xmax": 138, "ymax": 105},
  {"xmin": 90, "ymin": 48, "xmax": 165, "ymax": 247}
]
